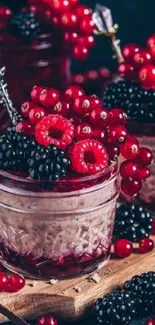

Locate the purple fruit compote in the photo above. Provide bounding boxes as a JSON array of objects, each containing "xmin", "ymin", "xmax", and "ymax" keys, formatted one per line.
[{"xmin": 0, "ymin": 73, "xmax": 152, "ymax": 279}]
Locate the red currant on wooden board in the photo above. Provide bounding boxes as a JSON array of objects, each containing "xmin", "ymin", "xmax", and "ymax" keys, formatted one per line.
[{"xmin": 114, "ymin": 239, "xmax": 133, "ymax": 258}]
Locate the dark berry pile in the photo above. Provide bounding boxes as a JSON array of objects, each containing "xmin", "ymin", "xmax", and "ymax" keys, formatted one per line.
[
  {"xmin": 0, "ymin": 127, "xmax": 70, "ymax": 180},
  {"xmin": 102, "ymin": 80, "xmax": 155, "ymax": 123},
  {"xmin": 9, "ymin": 12, "xmax": 41, "ymax": 38},
  {"xmin": 114, "ymin": 204, "xmax": 153, "ymax": 242},
  {"xmin": 95, "ymin": 272, "xmax": 155, "ymax": 324}
]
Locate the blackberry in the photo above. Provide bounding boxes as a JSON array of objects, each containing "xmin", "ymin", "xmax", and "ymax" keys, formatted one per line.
[
  {"xmin": 102, "ymin": 80, "xmax": 155, "ymax": 123},
  {"xmin": 95, "ymin": 289, "xmax": 137, "ymax": 324},
  {"xmin": 9, "ymin": 12, "xmax": 41, "ymax": 38},
  {"xmin": 124, "ymin": 272, "xmax": 155, "ymax": 317},
  {"xmin": 0, "ymin": 136, "xmax": 23, "ymax": 170},
  {"xmin": 27, "ymin": 145, "xmax": 71, "ymax": 180},
  {"xmin": 114, "ymin": 204, "xmax": 153, "ymax": 243}
]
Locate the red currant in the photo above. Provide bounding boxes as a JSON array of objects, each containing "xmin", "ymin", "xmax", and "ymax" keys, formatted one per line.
[
  {"xmin": 89, "ymin": 108, "xmax": 109, "ymax": 127},
  {"xmin": 72, "ymin": 74, "xmax": 84, "ymax": 85},
  {"xmin": 76, "ymin": 5, "xmax": 92, "ymax": 18},
  {"xmin": 16, "ymin": 121, "xmax": 34, "ymax": 136},
  {"xmin": 37, "ymin": 316, "xmax": 58, "ymax": 325},
  {"xmin": 145, "ymin": 318, "xmax": 155, "ymax": 325},
  {"xmin": 118, "ymin": 62, "xmax": 135, "ymax": 80},
  {"xmin": 120, "ymin": 160, "xmax": 138, "ymax": 178},
  {"xmin": 73, "ymin": 96, "xmax": 92, "ymax": 115},
  {"xmin": 122, "ymin": 43, "xmax": 140, "ymax": 63},
  {"xmin": 114, "ymin": 239, "xmax": 133, "ymax": 258},
  {"xmin": 152, "ymin": 218, "xmax": 155, "ymax": 234},
  {"xmin": 64, "ymin": 32, "xmax": 78, "ymax": 44},
  {"xmin": 21, "ymin": 101, "xmax": 35, "ymax": 117},
  {"xmin": 51, "ymin": 15, "xmax": 60, "ymax": 26},
  {"xmin": 120, "ymin": 136, "xmax": 139, "ymax": 159},
  {"xmin": 39, "ymin": 88, "xmax": 60, "ymax": 108},
  {"xmin": 108, "ymin": 108, "xmax": 127, "ymax": 126},
  {"xmin": 108, "ymin": 126, "xmax": 128, "ymax": 144},
  {"xmin": 8, "ymin": 274, "xmax": 25, "ymax": 292},
  {"xmin": 147, "ymin": 35, "xmax": 155, "ymax": 59},
  {"xmin": 80, "ymin": 16, "xmax": 95, "ymax": 34},
  {"xmin": 98, "ymin": 67, "xmax": 111, "ymax": 79},
  {"xmin": 0, "ymin": 6, "xmax": 12, "ymax": 20},
  {"xmin": 136, "ymin": 147, "xmax": 153, "ymax": 166},
  {"xmin": 60, "ymin": 12, "xmax": 78, "ymax": 29},
  {"xmin": 0, "ymin": 272, "xmax": 8, "ymax": 292},
  {"xmin": 65, "ymin": 85, "xmax": 85, "ymax": 100},
  {"xmin": 139, "ymin": 238, "xmax": 154, "ymax": 253},
  {"xmin": 31, "ymin": 86, "xmax": 44, "ymax": 104},
  {"xmin": 90, "ymin": 95, "xmax": 102, "ymax": 110},
  {"xmin": 53, "ymin": 99, "xmax": 71, "ymax": 117},
  {"xmin": 73, "ymin": 44, "xmax": 89, "ymax": 60},
  {"xmin": 85, "ymin": 70, "xmax": 98, "ymax": 81},
  {"xmin": 137, "ymin": 166, "xmax": 150, "ymax": 180},
  {"xmin": 139, "ymin": 64, "xmax": 155, "ymax": 89},
  {"xmin": 133, "ymin": 50, "xmax": 152, "ymax": 68},
  {"xmin": 106, "ymin": 144, "xmax": 120, "ymax": 160},
  {"xmin": 121, "ymin": 177, "xmax": 142, "ymax": 196},
  {"xmin": 69, "ymin": 0, "xmax": 79, "ymax": 5},
  {"xmin": 93, "ymin": 128, "xmax": 108, "ymax": 144},
  {"xmin": 78, "ymin": 35, "xmax": 95, "ymax": 48},
  {"xmin": 29, "ymin": 107, "xmax": 46, "ymax": 125},
  {"xmin": 76, "ymin": 123, "xmax": 93, "ymax": 140},
  {"xmin": 52, "ymin": 0, "xmax": 71, "ymax": 13}
]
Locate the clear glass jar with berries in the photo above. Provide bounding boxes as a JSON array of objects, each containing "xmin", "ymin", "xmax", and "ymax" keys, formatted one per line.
[
  {"xmin": 0, "ymin": 65, "xmax": 152, "ymax": 279},
  {"xmin": 102, "ymin": 37, "xmax": 155, "ymax": 210},
  {"xmin": 0, "ymin": 0, "xmax": 95, "ymax": 110}
]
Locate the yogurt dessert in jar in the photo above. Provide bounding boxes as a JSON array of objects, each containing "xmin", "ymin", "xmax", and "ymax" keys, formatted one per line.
[{"xmin": 0, "ymin": 73, "xmax": 152, "ymax": 279}]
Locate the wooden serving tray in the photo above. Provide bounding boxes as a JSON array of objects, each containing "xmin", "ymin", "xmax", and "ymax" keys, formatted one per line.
[{"xmin": 0, "ymin": 237, "xmax": 155, "ymax": 323}]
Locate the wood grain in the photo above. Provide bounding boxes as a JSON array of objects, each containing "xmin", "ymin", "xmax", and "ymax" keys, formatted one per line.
[{"xmin": 0, "ymin": 238, "xmax": 155, "ymax": 323}]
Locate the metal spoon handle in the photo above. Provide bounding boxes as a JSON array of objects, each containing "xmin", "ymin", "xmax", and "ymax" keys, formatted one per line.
[{"xmin": 0, "ymin": 304, "xmax": 30, "ymax": 325}]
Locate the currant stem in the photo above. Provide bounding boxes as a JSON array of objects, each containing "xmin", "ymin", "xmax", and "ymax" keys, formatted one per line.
[{"xmin": 0, "ymin": 66, "xmax": 22, "ymax": 125}]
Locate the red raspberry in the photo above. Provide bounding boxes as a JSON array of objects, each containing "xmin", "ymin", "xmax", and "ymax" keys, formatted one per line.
[
  {"xmin": 16, "ymin": 121, "xmax": 34, "ymax": 136},
  {"xmin": 31, "ymin": 86, "xmax": 44, "ymax": 104},
  {"xmin": 39, "ymin": 88, "xmax": 60, "ymax": 108},
  {"xmin": 73, "ymin": 96, "xmax": 92, "ymax": 115},
  {"xmin": 8, "ymin": 274, "xmax": 25, "ymax": 292},
  {"xmin": 35, "ymin": 114, "xmax": 75, "ymax": 149},
  {"xmin": 71, "ymin": 139, "xmax": 109, "ymax": 175},
  {"xmin": 29, "ymin": 107, "xmax": 46, "ymax": 125},
  {"xmin": 21, "ymin": 101, "xmax": 35, "ymax": 117},
  {"xmin": 65, "ymin": 85, "xmax": 85, "ymax": 100},
  {"xmin": 89, "ymin": 108, "xmax": 109, "ymax": 127},
  {"xmin": 114, "ymin": 239, "xmax": 133, "ymax": 258},
  {"xmin": 37, "ymin": 316, "xmax": 58, "ymax": 325},
  {"xmin": 76, "ymin": 123, "xmax": 93, "ymax": 140}
]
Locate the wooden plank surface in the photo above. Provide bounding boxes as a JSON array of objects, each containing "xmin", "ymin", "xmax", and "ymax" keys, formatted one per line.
[{"xmin": 0, "ymin": 238, "xmax": 155, "ymax": 323}]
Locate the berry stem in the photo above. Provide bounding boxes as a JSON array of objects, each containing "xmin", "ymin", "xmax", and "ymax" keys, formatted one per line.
[{"xmin": 0, "ymin": 67, "xmax": 22, "ymax": 125}]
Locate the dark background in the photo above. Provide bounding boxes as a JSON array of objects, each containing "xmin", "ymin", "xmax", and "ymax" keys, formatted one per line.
[{"xmin": 0, "ymin": 0, "xmax": 155, "ymax": 73}]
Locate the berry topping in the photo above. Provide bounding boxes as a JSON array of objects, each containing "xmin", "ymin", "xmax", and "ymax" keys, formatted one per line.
[
  {"xmin": 37, "ymin": 316, "xmax": 58, "ymax": 325},
  {"xmin": 114, "ymin": 204, "xmax": 153, "ymax": 242},
  {"xmin": 70, "ymin": 139, "xmax": 108, "ymax": 175},
  {"xmin": 27, "ymin": 144, "xmax": 70, "ymax": 180},
  {"xmin": 65, "ymin": 85, "xmax": 85, "ymax": 100},
  {"xmin": 9, "ymin": 12, "xmax": 41, "ymax": 38},
  {"xmin": 29, "ymin": 107, "xmax": 46, "ymax": 125},
  {"xmin": 120, "ymin": 136, "xmax": 139, "ymax": 159},
  {"xmin": 0, "ymin": 272, "xmax": 9, "ymax": 292},
  {"xmin": 35, "ymin": 114, "xmax": 75, "ymax": 149},
  {"xmin": 121, "ymin": 177, "xmax": 142, "ymax": 197},
  {"xmin": 114, "ymin": 239, "xmax": 133, "ymax": 258},
  {"xmin": 73, "ymin": 96, "xmax": 92, "ymax": 115},
  {"xmin": 139, "ymin": 238, "xmax": 154, "ymax": 253},
  {"xmin": 8, "ymin": 274, "xmax": 25, "ymax": 292},
  {"xmin": 39, "ymin": 88, "xmax": 60, "ymax": 108},
  {"xmin": 75, "ymin": 123, "xmax": 93, "ymax": 140}
]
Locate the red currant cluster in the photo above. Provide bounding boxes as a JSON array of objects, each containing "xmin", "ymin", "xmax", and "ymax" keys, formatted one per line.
[
  {"xmin": 37, "ymin": 316, "xmax": 58, "ymax": 325},
  {"xmin": 146, "ymin": 318, "xmax": 155, "ymax": 325},
  {"xmin": 114, "ymin": 237, "xmax": 154, "ymax": 258},
  {"xmin": 17, "ymin": 84, "xmax": 153, "ymax": 196},
  {"xmin": 28, "ymin": 0, "xmax": 95, "ymax": 60},
  {"xmin": 118, "ymin": 35, "xmax": 155, "ymax": 89},
  {"xmin": 0, "ymin": 271, "xmax": 25, "ymax": 293},
  {"xmin": 0, "ymin": 6, "xmax": 12, "ymax": 31}
]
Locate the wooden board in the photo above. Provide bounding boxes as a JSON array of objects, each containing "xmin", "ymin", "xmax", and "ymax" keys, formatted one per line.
[{"xmin": 0, "ymin": 238, "xmax": 155, "ymax": 323}]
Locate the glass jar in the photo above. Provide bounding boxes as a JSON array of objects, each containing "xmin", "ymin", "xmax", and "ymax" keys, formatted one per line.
[
  {"xmin": 0, "ymin": 162, "xmax": 119, "ymax": 279},
  {"xmin": 0, "ymin": 32, "xmax": 71, "ymax": 107}
]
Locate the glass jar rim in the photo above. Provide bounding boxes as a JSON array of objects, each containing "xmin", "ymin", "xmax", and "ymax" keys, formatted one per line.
[{"xmin": 0, "ymin": 161, "xmax": 117, "ymax": 186}]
